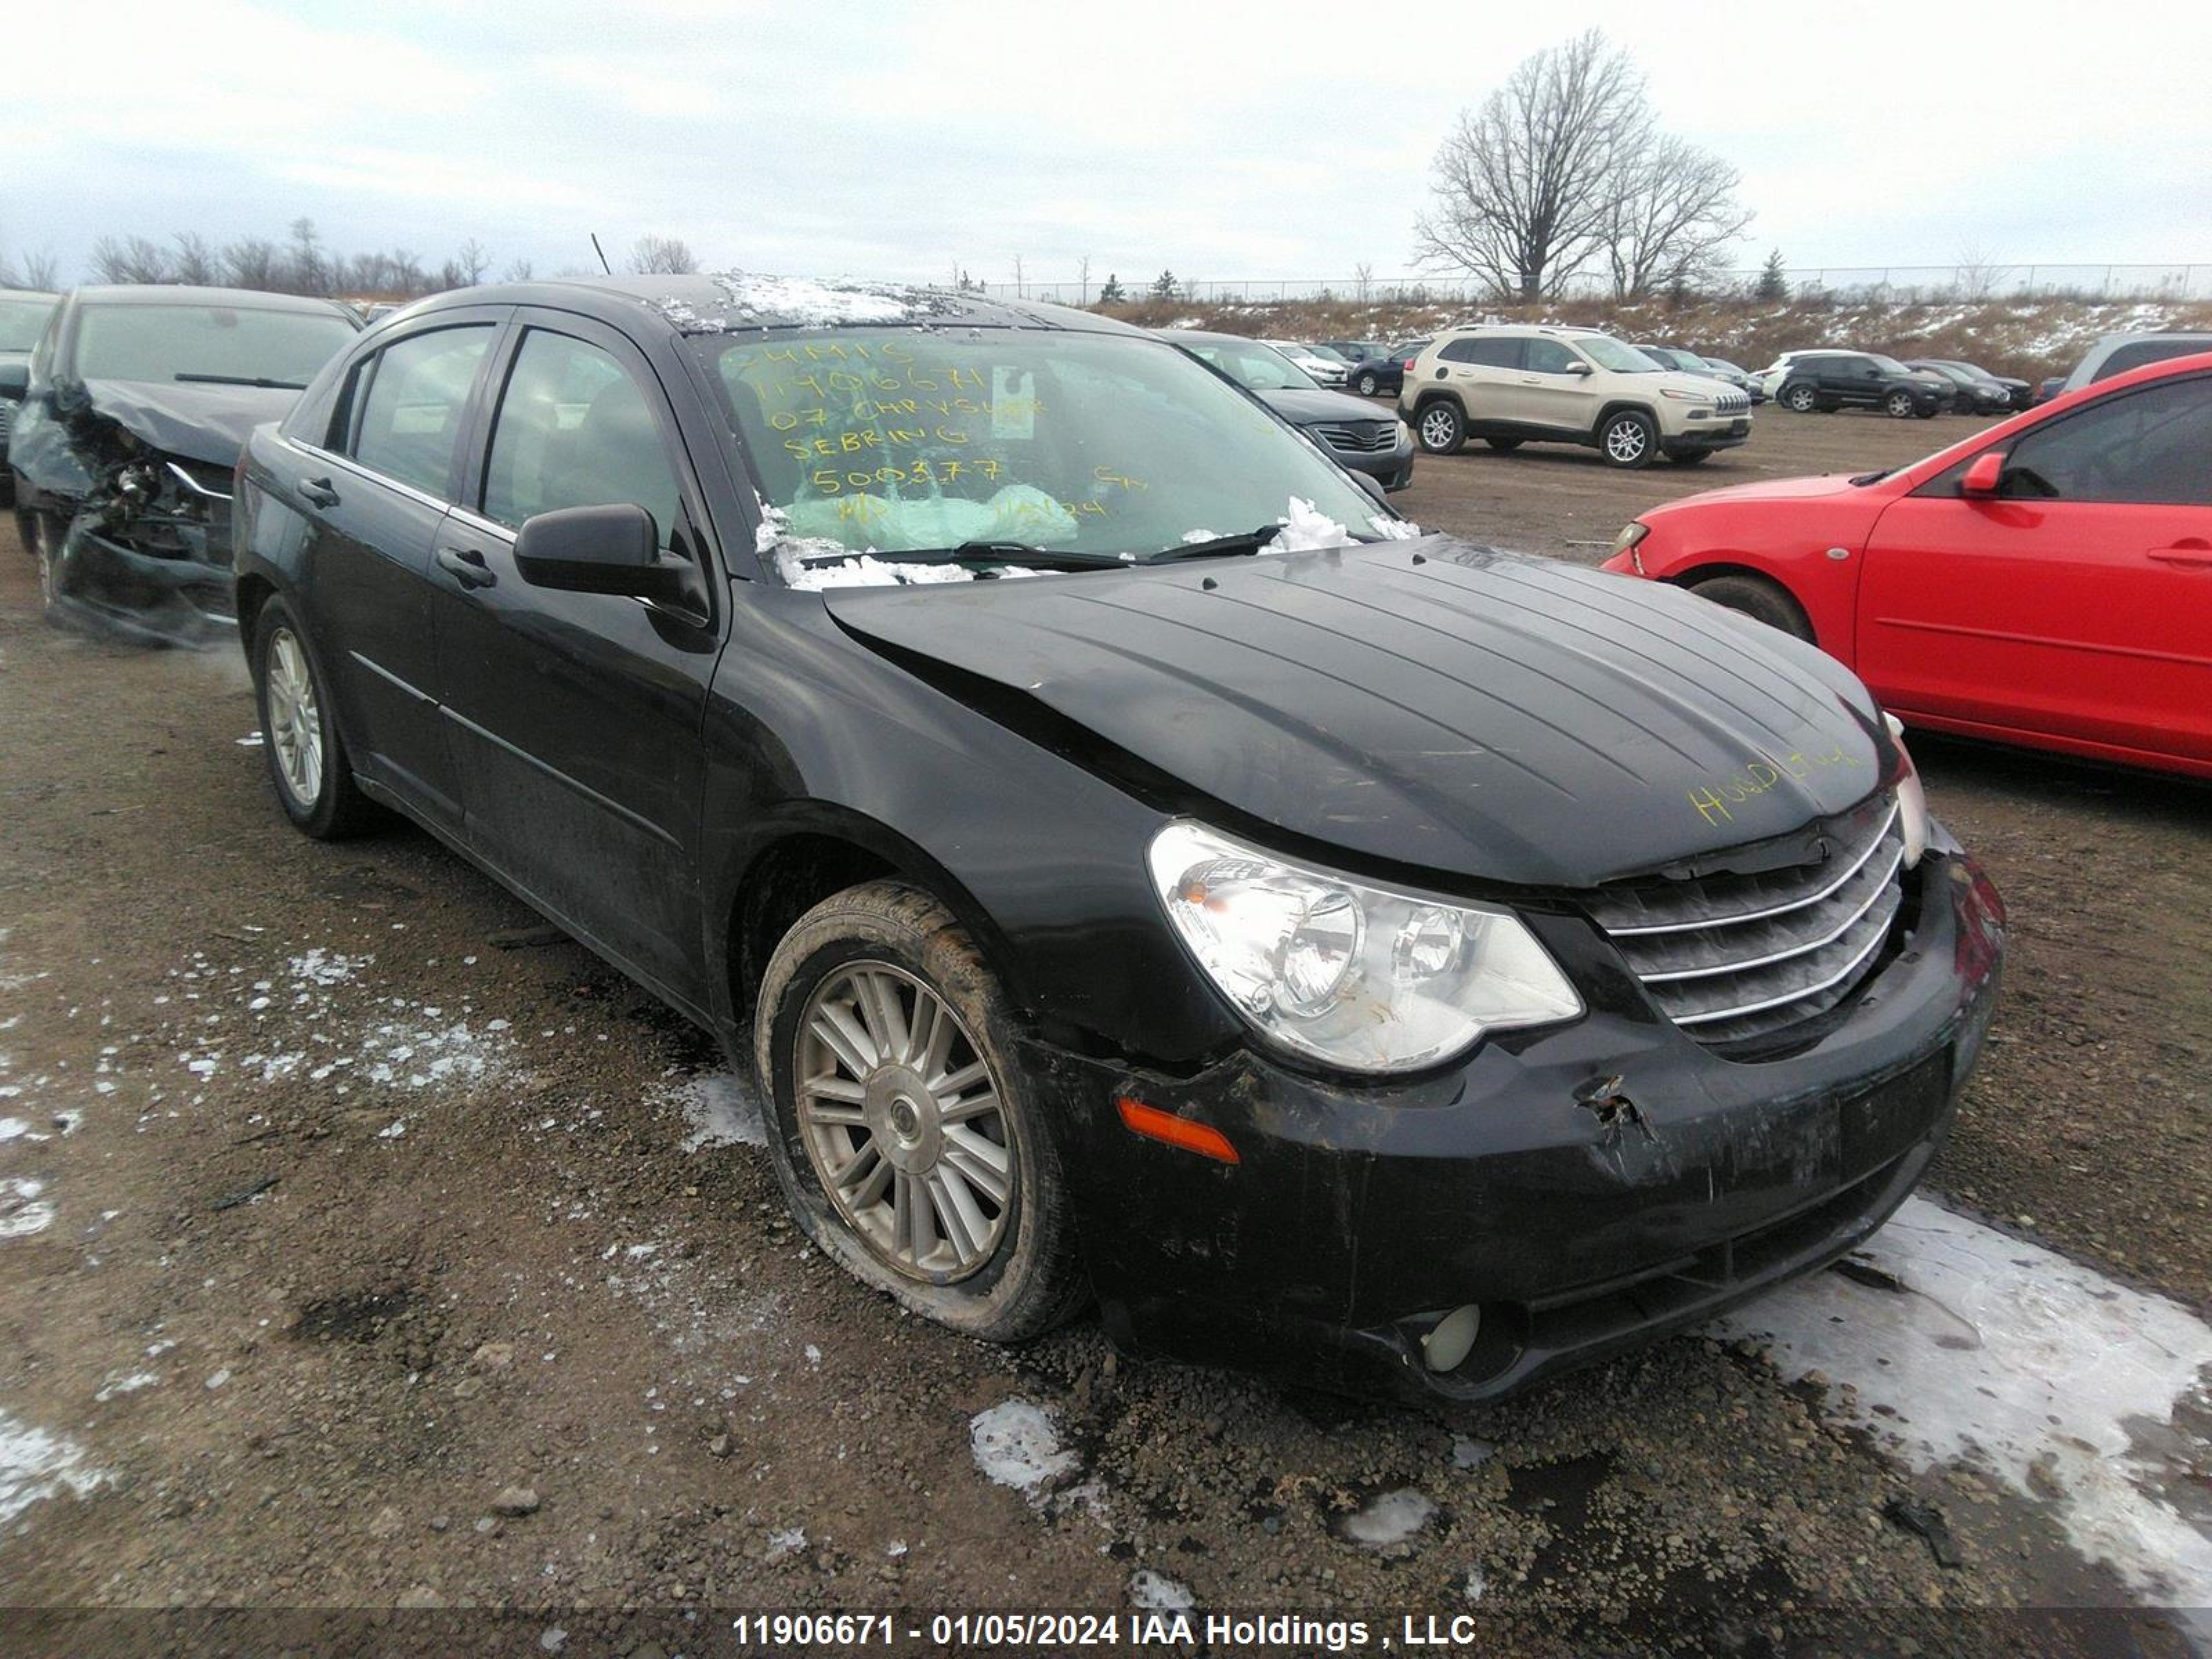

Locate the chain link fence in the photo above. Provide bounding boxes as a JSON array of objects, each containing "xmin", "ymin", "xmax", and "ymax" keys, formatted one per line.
[{"xmin": 981, "ymin": 265, "xmax": 2212, "ymax": 307}]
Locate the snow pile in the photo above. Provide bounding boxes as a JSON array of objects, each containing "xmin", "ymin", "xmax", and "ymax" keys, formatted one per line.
[
  {"xmin": 1129, "ymin": 1568, "xmax": 1196, "ymax": 1611},
  {"xmin": 969, "ymin": 1399, "xmax": 1078, "ymax": 1496},
  {"xmin": 1369, "ymin": 515, "xmax": 1422, "ymax": 541},
  {"xmin": 775, "ymin": 549, "xmax": 980, "ymax": 592},
  {"xmin": 1339, "ymin": 1488, "xmax": 1435, "ymax": 1547},
  {"xmin": 0, "ymin": 1409, "xmax": 108, "ymax": 1527},
  {"xmin": 1718, "ymin": 1195, "xmax": 2212, "ymax": 1605},
  {"xmin": 1274, "ymin": 496, "xmax": 1353, "ymax": 553}
]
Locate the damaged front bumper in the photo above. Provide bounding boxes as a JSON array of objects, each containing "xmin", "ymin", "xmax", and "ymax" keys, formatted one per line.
[
  {"xmin": 1029, "ymin": 832, "xmax": 2003, "ymax": 1406},
  {"xmin": 38, "ymin": 460, "xmax": 238, "ymax": 648}
]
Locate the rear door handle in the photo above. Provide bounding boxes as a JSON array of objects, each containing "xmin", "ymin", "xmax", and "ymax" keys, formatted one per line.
[
  {"xmin": 2148, "ymin": 541, "xmax": 2212, "ymax": 569},
  {"xmin": 435, "ymin": 545, "xmax": 496, "ymax": 589},
  {"xmin": 300, "ymin": 476, "xmax": 339, "ymax": 508}
]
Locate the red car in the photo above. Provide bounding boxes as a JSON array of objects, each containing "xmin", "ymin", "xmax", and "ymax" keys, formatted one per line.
[{"xmin": 1603, "ymin": 353, "xmax": 2212, "ymax": 780}]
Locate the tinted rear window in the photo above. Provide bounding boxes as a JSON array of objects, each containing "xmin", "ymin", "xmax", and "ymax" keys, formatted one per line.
[{"xmin": 1438, "ymin": 337, "xmax": 1519, "ymax": 368}]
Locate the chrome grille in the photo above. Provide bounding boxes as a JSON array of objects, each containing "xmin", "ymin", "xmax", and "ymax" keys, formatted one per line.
[
  {"xmin": 1312, "ymin": 420, "xmax": 1397, "ymax": 454},
  {"xmin": 1582, "ymin": 796, "xmax": 1906, "ymax": 1051}
]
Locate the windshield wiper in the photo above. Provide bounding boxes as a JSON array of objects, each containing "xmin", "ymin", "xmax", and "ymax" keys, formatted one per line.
[
  {"xmin": 1134, "ymin": 525, "xmax": 1284, "ymax": 564},
  {"xmin": 1848, "ymin": 469, "xmax": 1893, "ymax": 486},
  {"xmin": 174, "ymin": 373, "xmax": 310, "ymax": 389}
]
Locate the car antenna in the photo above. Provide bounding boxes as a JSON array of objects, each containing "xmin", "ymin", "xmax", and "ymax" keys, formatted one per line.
[{"xmin": 590, "ymin": 234, "xmax": 612, "ymax": 276}]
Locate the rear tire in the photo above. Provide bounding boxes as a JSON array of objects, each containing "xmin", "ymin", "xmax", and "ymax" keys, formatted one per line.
[
  {"xmin": 1688, "ymin": 574, "xmax": 1815, "ymax": 644},
  {"xmin": 1597, "ymin": 410, "xmax": 1657, "ymax": 470},
  {"xmin": 755, "ymin": 881, "xmax": 1087, "ymax": 1344},
  {"xmin": 250, "ymin": 594, "xmax": 379, "ymax": 839},
  {"xmin": 1484, "ymin": 437, "xmax": 1524, "ymax": 453},
  {"xmin": 1781, "ymin": 383, "xmax": 1818, "ymax": 413},
  {"xmin": 1414, "ymin": 401, "xmax": 1465, "ymax": 455}
]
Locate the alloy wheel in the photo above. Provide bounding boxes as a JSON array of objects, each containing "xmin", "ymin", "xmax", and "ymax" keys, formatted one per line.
[
  {"xmin": 1419, "ymin": 407, "xmax": 1459, "ymax": 451},
  {"xmin": 795, "ymin": 960, "xmax": 1014, "ymax": 1282},
  {"xmin": 263, "ymin": 626, "xmax": 325, "ymax": 807},
  {"xmin": 1785, "ymin": 386, "xmax": 1816, "ymax": 412},
  {"xmin": 1604, "ymin": 417, "xmax": 1649, "ymax": 465},
  {"xmin": 1356, "ymin": 372, "xmax": 1378, "ymax": 396}
]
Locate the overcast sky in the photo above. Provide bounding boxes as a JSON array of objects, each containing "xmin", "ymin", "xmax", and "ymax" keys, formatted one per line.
[{"xmin": 7, "ymin": 0, "xmax": 2209, "ymax": 291}]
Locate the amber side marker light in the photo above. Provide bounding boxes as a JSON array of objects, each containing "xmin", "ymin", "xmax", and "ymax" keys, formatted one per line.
[{"xmin": 1115, "ymin": 1097, "xmax": 1240, "ymax": 1165}]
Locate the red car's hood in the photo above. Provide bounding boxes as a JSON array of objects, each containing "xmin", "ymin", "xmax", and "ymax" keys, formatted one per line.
[{"xmin": 1647, "ymin": 471, "xmax": 1872, "ymax": 514}]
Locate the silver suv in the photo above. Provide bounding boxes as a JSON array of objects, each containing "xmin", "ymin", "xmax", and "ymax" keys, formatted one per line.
[{"xmin": 1399, "ymin": 326, "xmax": 1754, "ymax": 469}]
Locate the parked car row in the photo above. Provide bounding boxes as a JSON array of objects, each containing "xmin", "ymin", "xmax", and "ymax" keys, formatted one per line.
[{"xmin": 1163, "ymin": 331, "xmax": 1414, "ymax": 490}]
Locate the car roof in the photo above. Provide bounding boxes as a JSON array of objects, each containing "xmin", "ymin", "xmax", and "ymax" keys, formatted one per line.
[
  {"xmin": 1157, "ymin": 329, "xmax": 1266, "ymax": 346},
  {"xmin": 1, "ymin": 288, "xmax": 60, "ymax": 302},
  {"xmin": 66, "ymin": 284, "xmax": 359, "ymax": 319},
  {"xmin": 398, "ymin": 273, "xmax": 1147, "ymax": 340}
]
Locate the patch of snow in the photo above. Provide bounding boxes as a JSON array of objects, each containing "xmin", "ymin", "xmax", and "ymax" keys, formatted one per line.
[
  {"xmin": 1340, "ymin": 1488, "xmax": 1434, "ymax": 1547},
  {"xmin": 236, "ymin": 732, "xmax": 264, "ymax": 749},
  {"xmin": 1129, "ymin": 1568, "xmax": 1195, "ymax": 1611},
  {"xmin": 204, "ymin": 1369, "xmax": 231, "ymax": 1390},
  {"xmin": 708, "ymin": 272, "xmax": 926, "ymax": 328},
  {"xmin": 1718, "ymin": 1195, "xmax": 2212, "ymax": 1606},
  {"xmin": 94, "ymin": 1371, "xmax": 160, "ymax": 1403},
  {"xmin": 1274, "ymin": 496, "xmax": 1352, "ymax": 554},
  {"xmin": 377, "ymin": 1120, "xmax": 409, "ymax": 1140},
  {"xmin": 765, "ymin": 1526, "xmax": 808, "ymax": 1559},
  {"xmin": 289, "ymin": 948, "xmax": 366, "ymax": 988},
  {"xmin": 0, "ymin": 1409, "xmax": 108, "ymax": 1526},
  {"xmin": 774, "ymin": 547, "xmax": 977, "ymax": 590},
  {"xmin": 969, "ymin": 1399, "xmax": 1078, "ymax": 1496},
  {"xmin": 1451, "ymin": 1436, "xmax": 1493, "ymax": 1470},
  {"xmin": 0, "ymin": 1118, "xmax": 32, "ymax": 1142},
  {"xmin": 0, "ymin": 1177, "xmax": 55, "ymax": 1239},
  {"xmin": 1369, "ymin": 515, "xmax": 1421, "ymax": 540},
  {"xmin": 669, "ymin": 1071, "xmax": 766, "ymax": 1152}
]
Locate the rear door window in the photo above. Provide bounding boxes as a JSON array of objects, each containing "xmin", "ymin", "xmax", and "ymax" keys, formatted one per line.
[
  {"xmin": 349, "ymin": 325, "xmax": 494, "ymax": 498},
  {"xmin": 1439, "ymin": 337, "xmax": 1519, "ymax": 368},
  {"xmin": 482, "ymin": 328, "xmax": 684, "ymax": 550}
]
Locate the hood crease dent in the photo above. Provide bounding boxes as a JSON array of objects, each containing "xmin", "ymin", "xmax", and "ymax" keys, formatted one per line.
[{"xmin": 824, "ymin": 539, "xmax": 1884, "ymax": 889}]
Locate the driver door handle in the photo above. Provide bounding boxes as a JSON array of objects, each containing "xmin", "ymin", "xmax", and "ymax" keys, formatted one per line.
[
  {"xmin": 2148, "ymin": 541, "xmax": 2212, "ymax": 569},
  {"xmin": 300, "ymin": 476, "xmax": 339, "ymax": 508},
  {"xmin": 435, "ymin": 545, "xmax": 496, "ymax": 589}
]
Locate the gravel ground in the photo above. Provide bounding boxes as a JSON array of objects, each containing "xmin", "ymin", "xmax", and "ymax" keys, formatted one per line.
[{"xmin": 2, "ymin": 412, "xmax": 2207, "ymax": 1656}]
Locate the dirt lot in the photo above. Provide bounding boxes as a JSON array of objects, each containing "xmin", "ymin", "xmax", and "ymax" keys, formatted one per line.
[{"xmin": 2, "ymin": 410, "xmax": 2209, "ymax": 1656}]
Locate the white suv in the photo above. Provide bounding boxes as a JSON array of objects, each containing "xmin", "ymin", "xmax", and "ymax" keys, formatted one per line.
[{"xmin": 1398, "ymin": 327, "xmax": 1754, "ymax": 469}]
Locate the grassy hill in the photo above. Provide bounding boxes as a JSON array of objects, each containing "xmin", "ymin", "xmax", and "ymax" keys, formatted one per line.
[{"xmin": 1096, "ymin": 293, "xmax": 2212, "ymax": 384}]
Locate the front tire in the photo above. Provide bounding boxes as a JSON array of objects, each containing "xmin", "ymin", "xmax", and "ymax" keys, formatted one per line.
[
  {"xmin": 1414, "ymin": 400, "xmax": 1465, "ymax": 455},
  {"xmin": 1782, "ymin": 384, "xmax": 1818, "ymax": 413},
  {"xmin": 1688, "ymin": 573, "xmax": 1815, "ymax": 643},
  {"xmin": 251, "ymin": 594, "xmax": 378, "ymax": 838},
  {"xmin": 1598, "ymin": 410, "xmax": 1658, "ymax": 470},
  {"xmin": 755, "ymin": 881, "xmax": 1087, "ymax": 1344},
  {"xmin": 1884, "ymin": 389, "xmax": 1918, "ymax": 419},
  {"xmin": 1354, "ymin": 371, "xmax": 1379, "ymax": 397},
  {"xmin": 29, "ymin": 512, "xmax": 66, "ymax": 624}
]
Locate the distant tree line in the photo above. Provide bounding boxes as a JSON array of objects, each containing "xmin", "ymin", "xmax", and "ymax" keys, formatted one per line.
[{"xmin": 3, "ymin": 221, "xmax": 703, "ymax": 298}]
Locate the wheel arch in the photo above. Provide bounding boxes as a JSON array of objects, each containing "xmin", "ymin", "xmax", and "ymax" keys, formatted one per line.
[
  {"xmin": 1666, "ymin": 561, "xmax": 1823, "ymax": 648},
  {"xmin": 715, "ymin": 806, "xmax": 1028, "ymax": 1042},
  {"xmin": 1593, "ymin": 399, "xmax": 1659, "ymax": 435}
]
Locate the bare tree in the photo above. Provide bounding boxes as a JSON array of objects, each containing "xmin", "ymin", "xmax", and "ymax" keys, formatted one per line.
[
  {"xmin": 3, "ymin": 247, "xmax": 62, "ymax": 289},
  {"xmin": 1078, "ymin": 255, "xmax": 1090, "ymax": 305},
  {"xmin": 502, "ymin": 258, "xmax": 536, "ymax": 282},
  {"xmin": 1602, "ymin": 133, "xmax": 1752, "ymax": 298},
  {"xmin": 1412, "ymin": 30, "xmax": 1649, "ymax": 300},
  {"xmin": 453, "ymin": 237, "xmax": 492, "ymax": 285},
  {"xmin": 1953, "ymin": 243, "xmax": 2008, "ymax": 302},
  {"xmin": 171, "ymin": 232, "xmax": 219, "ymax": 286},
  {"xmin": 90, "ymin": 235, "xmax": 175, "ymax": 285},
  {"xmin": 629, "ymin": 234, "xmax": 699, "ymax": 274},
  {"xmin": 288, "ymin": 217, "xmax": 327, "ymax": 294},
  {"xmin": 1353, "ymin": 261, "xmax": 1374, "ymax": 302},
  {"xmin": 221, "ymin": 236, "xmax": 281, "ymax": 290},
  {"xmin": 1011, "ymin": 254, "xmax": 1024, "ymax": 297}
]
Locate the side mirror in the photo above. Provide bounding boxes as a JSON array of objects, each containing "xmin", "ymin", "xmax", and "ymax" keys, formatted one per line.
[
  {"xmin": 1960, "ymin": 452, "xmax": 2005, "ymax": 497},
  {"xmin": 513, "ymin": 503, "xmax": 684, "ymax": 601},
  {"xmin": 1567, "ymin": 362, "xmax": 1593, "ymax": 377},
  {"xmin": 0, "ymin": 362, "xmax": 28, "ymax": 401}
]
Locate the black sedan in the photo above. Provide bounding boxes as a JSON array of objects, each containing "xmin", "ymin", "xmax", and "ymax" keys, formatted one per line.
[
  {"xmin": 234, "ymin": 275, "xmax": 2002, "ymax": 1403},
  {"xmin": 1902, "ymin": 359, "xmax": 2011, "ymax": 415},
  {"xmin": 1161, "ymin": 329, "xmax": 1413, "ymax": 489},
  {"xmin": 1341, "ymin": 339, "xmax": 1428, "ymax": 400},
  {"xmin": 10, "ymin": 284, "xmax": 359, "ymax": 642}
]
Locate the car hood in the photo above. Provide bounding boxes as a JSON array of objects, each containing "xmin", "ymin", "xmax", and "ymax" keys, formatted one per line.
[
  {"xmin": 823, "ymin": 538, "xmax": 1886, "ymax": 888},
  {"xmin": 1650, "ymin": 370, "xmax": 1736, "ymax": 399},
  {"xmin": 56, "ymin": 377, "xmax": 301, "ymax": 467},
  {"xmin": 1254, "ymin": 386, "xmax": 1398, "ymax": 425},
  {"xmin": 1647, "ymin": 471, "xmax": 1872, "ymax": 512}
]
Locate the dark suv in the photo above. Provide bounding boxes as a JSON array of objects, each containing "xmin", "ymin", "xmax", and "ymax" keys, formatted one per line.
[{"xmin": 1776, "ymin": 353, "xmax": 1947, "ymax": 419}]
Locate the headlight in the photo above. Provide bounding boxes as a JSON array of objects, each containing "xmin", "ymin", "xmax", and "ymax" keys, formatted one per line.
[
  {"xmin": 1146, "ymin": 823, "xmax": 1582, "ymax": 1073},
  {"xmin": 1884, "ymin": 713, "xmax": 1929, "ymax": 868},
  {"xmin": 1610, "ymin": 521, "xmax": 1649, "ymax": 563},
  {"xmin": 1396, "ymin": 419, "xmax": 1413, "ymax": 447},
  {"xmin": 1660, "ymin": 388, "xmax": 1704, "ymax": 402}
]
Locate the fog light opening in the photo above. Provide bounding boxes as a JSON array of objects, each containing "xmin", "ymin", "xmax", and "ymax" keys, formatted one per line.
[{"xmin": 1421, "ymin": 1304, "xmax": 1483, "ymax": 1374}]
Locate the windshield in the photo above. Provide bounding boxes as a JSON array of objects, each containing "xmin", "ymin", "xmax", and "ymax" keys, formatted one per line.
[
  {"xmin": 1179, "ymin": 338, "xmax": 1318, "ymax": 393},
  {"xmin": 72, "ymin": 302, "xmax": 357, "ymax": 388},
  {"xmin": 1868, "ymin": 355, "xmax": 1913, "ymax": 376},
  {"xmin": 706, "ymin": 329, "xmax": 1393, "ymax": 585},
  {"xmin": 1702, "ymin": 357, "xmax": 1745, "ymax": 375},
  {"xmin": 1304, "ymin": 344, "xmax": 1349, "ymax": 362},
  {"xmin": 1576, "ymin": 337, "xmax": 1662, "ymax": 373},
  {"xmin": 0, "ymin": 295, "xmax": 56, "ymax": 353}
]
